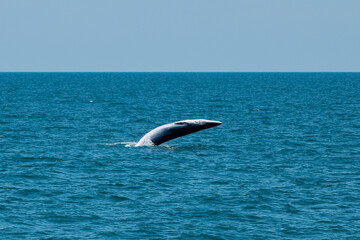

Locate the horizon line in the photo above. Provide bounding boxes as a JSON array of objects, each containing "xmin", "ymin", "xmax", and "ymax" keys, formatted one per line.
[{"xmin": 1, "ymin": 71, "xmax": 359, "ymax": 73}]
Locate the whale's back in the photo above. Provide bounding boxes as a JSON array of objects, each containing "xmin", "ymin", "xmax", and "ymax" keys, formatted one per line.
[{"xmin": 135, "ymin": 119, "xmax": 221, "ymax": 146}]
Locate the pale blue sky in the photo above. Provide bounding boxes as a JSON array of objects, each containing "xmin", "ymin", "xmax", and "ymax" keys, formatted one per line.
[{"xmin": 1, "ymin": 0, "xmax": 359, "ymax": 72}]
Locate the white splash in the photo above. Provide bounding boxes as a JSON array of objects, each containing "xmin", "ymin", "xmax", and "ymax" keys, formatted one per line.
[{"xmin": 100, "ymin": 142, "xmax": 137, "ymax": 147}]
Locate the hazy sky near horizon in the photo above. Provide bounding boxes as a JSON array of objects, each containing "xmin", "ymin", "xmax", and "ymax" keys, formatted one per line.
[{"xmin": 1, "ymin": 0, "xmax": 359, "ymax": 72}]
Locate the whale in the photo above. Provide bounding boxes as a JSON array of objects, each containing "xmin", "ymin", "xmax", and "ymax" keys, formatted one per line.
[{"xmin": 135, "ymin": 119, "xmax": 222, "ymax": 146}]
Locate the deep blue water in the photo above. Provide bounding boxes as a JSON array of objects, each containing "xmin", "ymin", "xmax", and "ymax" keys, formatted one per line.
[{"xmin": 1, "ymin": 72, "xmax": 360, "ymax": 239}]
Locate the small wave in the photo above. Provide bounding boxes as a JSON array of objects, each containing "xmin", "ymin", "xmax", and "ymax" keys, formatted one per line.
[
  {"xmin": 110, "ymin": 195, "xmax": 131, "ymax": 202},
  {"xmin": 100, "ymin": 142, "xmax": 123, "ymax": 146}
]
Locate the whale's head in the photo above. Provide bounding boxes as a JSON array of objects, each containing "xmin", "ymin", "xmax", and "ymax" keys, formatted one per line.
[{"xmin": 173, "ymin": 119, "xmax": 222, "ymax": 131}]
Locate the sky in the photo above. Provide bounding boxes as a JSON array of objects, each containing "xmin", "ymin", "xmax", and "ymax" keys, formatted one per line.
[{"xmin": 0, "ymin": 0, "xmax": 359, "ymax": 72}]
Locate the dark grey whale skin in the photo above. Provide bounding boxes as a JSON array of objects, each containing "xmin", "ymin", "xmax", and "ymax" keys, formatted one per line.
[{"xmin": 135, "ymin": 119, "xmax": 222, "ymax": 146}]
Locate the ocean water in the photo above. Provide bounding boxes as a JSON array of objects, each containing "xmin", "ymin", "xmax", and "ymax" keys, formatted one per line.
[{"xmin": 1, "ymin": 72, "xmax": 360, "ymax": 239}]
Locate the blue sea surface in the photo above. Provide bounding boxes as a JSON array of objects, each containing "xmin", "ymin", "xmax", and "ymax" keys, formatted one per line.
[{"xmin": 1, "ymin": 72, "xmax": 360, "ymax": 239}]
